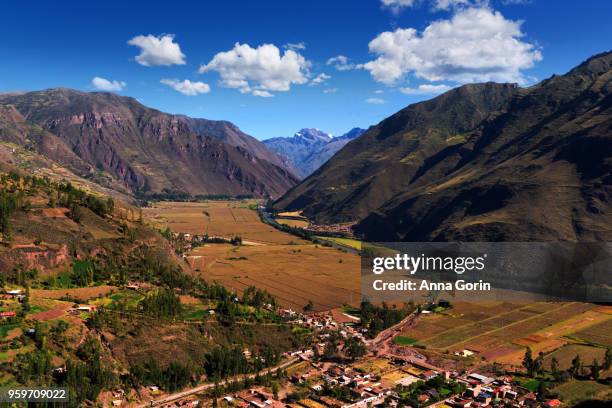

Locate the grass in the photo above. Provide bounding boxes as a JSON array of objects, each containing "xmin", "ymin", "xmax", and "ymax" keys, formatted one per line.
[
  {"xmin": 315, "ymin": 236, "xmax": 362, "ymax": 250},
  {"xmin": 54, "ymin": 271, "xmax": 74, "ymax": 288},
  {"xmin": 0, "ymin": 324, "xmax": 19, "ymax": 339},
  {"xmin": 552, "ymin": 380, "xmax": 612, "ymax": 405},
  {"xmin": 394, "ymin": 336, "xmax": 419, "ymax": 346},
  {"xmin": 522, "ymin": 379, "xmax": 541, "ymax": 392},
  {"xmin": 184, "ymin": 309, "xmax": 208, "ymax": 320}
]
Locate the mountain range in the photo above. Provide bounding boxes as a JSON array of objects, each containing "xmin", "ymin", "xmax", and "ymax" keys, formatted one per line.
[
  {"xmin": 263, "ymin": 127, "xmax": 366, "ymax": 177},
  {"xmin": 275, "ymin": 52, "xmax": 612, "ymax": 241},
  {"xmin": 0, "ymin": 88, "xmax": 298, "ymax": 198}
]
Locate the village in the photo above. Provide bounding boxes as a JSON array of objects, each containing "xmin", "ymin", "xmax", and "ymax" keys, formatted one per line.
[{"xmin": 145, "ymin": 305, "xmax": 563, "ymax": 408}]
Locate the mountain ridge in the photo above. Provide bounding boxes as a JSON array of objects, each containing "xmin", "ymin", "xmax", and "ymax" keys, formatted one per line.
[
  {"xmin": 275, "ymin": 51, "xmax": 612, "ymax": 241},
  {"xmin": 0, "ymin": 88, "xmax": 298, "ymax": 198}
]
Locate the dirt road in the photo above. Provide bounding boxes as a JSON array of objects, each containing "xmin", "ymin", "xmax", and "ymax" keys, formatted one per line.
[{"xmin": 136, "ymin": 356, "xmax": 300, "ymax": 407}]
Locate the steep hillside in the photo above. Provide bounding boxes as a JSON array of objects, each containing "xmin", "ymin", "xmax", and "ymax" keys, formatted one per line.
[
  {"xmin": 274, "ymin": 83, "xmax": 517, "ymax": 221},
  {"xmin": 356, "ymin": 52, "xmax": 612, "ymax": 241},
  {"xmin": 275, "ymin": 52, "xmax": 612, "ymax": 241},
  {"xmin": 264, "ymin": 128, "xmax": 365, "ymax": 177},
  {"xmin": 0, "ymin": 89, "xmax": 297, "ymax": 198}
]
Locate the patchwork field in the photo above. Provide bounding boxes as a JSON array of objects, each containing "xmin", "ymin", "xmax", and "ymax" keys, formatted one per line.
[
  {"xmin": 144, "ymin": 201, "xmax": 360, "ymax": 312},
  {"xmin": 400, "ymin": 301, "xmax": 611, "ymax": 366}
]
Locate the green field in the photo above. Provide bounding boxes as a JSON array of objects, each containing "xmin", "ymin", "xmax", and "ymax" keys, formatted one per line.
[
  {"xmin": 315, "ymin": 236, "xmax": 362, "ymax": 250},
  {"xmin": 394, "ymin": 336, "xmax": 419, "ymax": 346}
]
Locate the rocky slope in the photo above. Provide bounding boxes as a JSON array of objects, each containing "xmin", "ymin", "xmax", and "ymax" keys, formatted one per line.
[
  {"xmin": 275, "ymin": 52, "xmax": 612, "ymax": 241},
  {"xmin": 263, "ymin": 127, "xmax": 365, "ymax": 177},
  {"xmin": 0, "ymin": 89, "xmax": 298, "ymax": 198}
]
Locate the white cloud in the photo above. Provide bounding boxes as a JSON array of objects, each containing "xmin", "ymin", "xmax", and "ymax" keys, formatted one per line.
[
  {"xmin": 252, "ymin": 90, "xmax": 273, "ymax": 97},
  {"xmin": 284, "ymin": 42, "xmax": 306, "ymax": 51},
  {"xmin": 381, "ymin": 0, "xmax": 417, "ymax": 13},
  {"xmin": 366, "ymin": 97, "xmax": 386, "ymax": 104},
  {"xmin": 374, "ymin": 89, "xmax": 384, "ymax": 94},
  {"xmin": 310, "ymin": 73, "xmax": 331, "ymax": 86},
  {"xmin": 128, "ymin": 34, "xmax": 186, "ymax": 66},
  {"xmin": 323, "ymin": 88, "xmax": 338, "ymax": 94},
  {"xmin": 199, "ymin": 43, "xmax": 309, "ymax": 96},
  {"xmin": 363, "ymin": 7, "xmax": 541, "ymax": 85},
  {"xmin": 326, "ymin": 55, "xmax": 357, "ymax": 71},
  {"xmin": 400, "ymin": 84, "xmax": 452, "ymax": 94},
  {"xmin": 433, "ymin": 0, "xmax": 479, "ymax": 10},
  {"xmin": 160, "ymin": 79, "xmax": 210, "ymax": 96},
  {"xmin": 91, "ymin": 76, "xmax": 126, "ymax": 91},
  {"xmin": 381, "ymin": 0, "xmax": 487, "ymax": 12}
]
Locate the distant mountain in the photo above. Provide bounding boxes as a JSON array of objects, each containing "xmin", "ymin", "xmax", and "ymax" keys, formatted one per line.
[
  {"xmin": 0, "ymin": 88, "xmax": 298, "ymax": 198},
  {"xmin": 264, "ymin": 127, "xmax": 365, "ymax": 177},
  {"xmin": 275, "ymin": 52, "xmax": 612, "ymax": 241}
]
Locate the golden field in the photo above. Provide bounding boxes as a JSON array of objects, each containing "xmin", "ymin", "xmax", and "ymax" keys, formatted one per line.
[{"xmin": 144, "ymin": 201, "xmax": 361, "ymax": 311}]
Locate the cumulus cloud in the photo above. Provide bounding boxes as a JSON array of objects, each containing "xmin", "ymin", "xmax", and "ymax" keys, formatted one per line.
[
  {"xmin": 363, "ymin": 7, "xmax": 541, "ymax": 84},
  {"xmin": 199, "ymin": 43, "xmax": 309, "ymax": 97},
  {"xmin": 91, "ymin": 77, "xmax": 126, "ymax": 91},
  {"xmin": 326, "ymin": 55, "xmax": 357, "ymax": 71},
  {"xmin": 160, "ymin": 79, "xmax": 210, "ymax": 96},
  {"xmin": 366, "ymin": 97, "xmax": 386, "ymax": 104},
  {"xmin": 128, "ymin": 34, "xmax": 186, "ymax": 66},
  {"xmin": 400, "ymin": 84, "xmax": 452, "ymax": 94},
  {"xmin": 310, "ymin": 73, "xmax": 331, "ymax": 86},
  {"xmin": 323, "ymin": 88, "xmax": 338, "ymax": 94}
]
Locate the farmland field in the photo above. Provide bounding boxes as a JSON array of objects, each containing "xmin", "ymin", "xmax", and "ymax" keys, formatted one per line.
[
  {"xmin": 144, "ymin": 201, "xmax": 360, "ymax": 311},
  {"xmin": 315, "ymin": 236, "xmax": 362, "ymax": 251},
  {"xmin": 401, "ymin": 301, "xmax": 611, "ymax": 366},
  {"xmin": 570, "ymin": 319, "xmax": 612, "ymax": 346},
  {"xmin": 276, "ymin": 218, "xmax": 309, "ymax": 228},
  {"xmin": 143, "ymin": 200, "xmax": 301, "ymax": 244},
  {"xmin": 552, "ymin": 380, "xmax": 612, "ymax": 405}
]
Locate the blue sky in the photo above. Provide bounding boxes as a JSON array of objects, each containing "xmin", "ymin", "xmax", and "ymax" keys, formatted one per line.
[{"xmin": 1, "ymin": 0, "xmax": 610, "ymax": 139}]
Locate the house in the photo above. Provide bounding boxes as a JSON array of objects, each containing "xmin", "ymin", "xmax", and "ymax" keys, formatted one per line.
[
  {"xmin": 447, "ymin": 398, "xmax": 472, "ymax": 408},
  {"xmin": 75, "ymin": 305, "xmax": 97, "ymax": 312},
  {"xmin": 468, "ymin": 373, "xmax": 494, "ymax": 385},
  {"xmin": 0, "ymin": 311, "xmax": 16, "ymax": 318},
  {"xmin": 543, "ymin": 399, "xmax": 561, "ymax": 408},
  {"xmin": 455, "ymin": 349, "xmax": 476, "ymax": 357},
  {"xmin": 420, "ymin": 370, "xmax": 438, "ymax": 380},
  {"xmin": 417, "ymin": 394, "xmax": 429, "ymax": 404}
]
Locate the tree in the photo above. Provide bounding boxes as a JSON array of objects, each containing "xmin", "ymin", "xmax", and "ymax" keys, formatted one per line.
[
  {"xmin": 591, "ymin": 359, "xmax": 601, "ymax": 380},
  {"xmin": 345, "ymin": 337, "xmax": 367, "ymax": 360},
  {"xmin": 533, "ymin": 352, "xmax": 545, "ymax": 376},
  {"xmin": 303, "ymin": 300, "xmax": 314, "ymax": 313},
  {"xmin": 523, "ymin": 348, "xmax": 534, "ymax": 376},
  {"xmin": 272, "ymin": 381, "xmax": 280, "ymax": 400},
  {"xmin": 570, "ymin": 354, "xmax": 581, "ymax": 377},
  {"xmin": 537, "ymin": 381, "xmax": 548, "ymax": 401},
  {"xmin": 604, "ymin": 347, "xmax": 612, "ymax": 370},
  {"xmin": 550, "ymin": 357, "xmax": 560, "ymax": 379}
]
